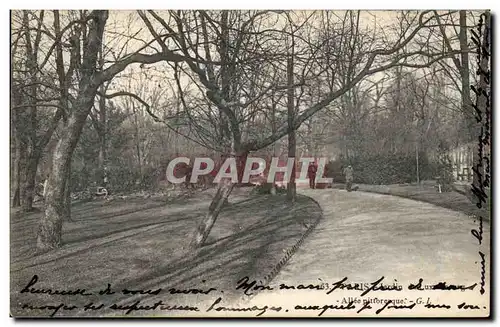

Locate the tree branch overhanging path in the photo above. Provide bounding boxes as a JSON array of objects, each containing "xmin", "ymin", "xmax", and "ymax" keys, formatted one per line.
[
  {"xmin": 10, "ymin": 10, "xmax": 489, "ymax": 252},
  {"xmin": 135, "ymin": 10, "xmax": 466, "ymax": 248}
]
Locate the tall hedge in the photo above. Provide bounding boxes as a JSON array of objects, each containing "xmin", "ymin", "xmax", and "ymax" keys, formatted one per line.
[{"xmin": 325, "ymin": 153, "xmax": 445, "ymax": 185}]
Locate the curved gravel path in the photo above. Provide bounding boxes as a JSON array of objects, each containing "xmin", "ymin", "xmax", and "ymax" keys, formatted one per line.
[{"xmin": 239, "ymin": 189, "xmax": 490, "ymax": 318}]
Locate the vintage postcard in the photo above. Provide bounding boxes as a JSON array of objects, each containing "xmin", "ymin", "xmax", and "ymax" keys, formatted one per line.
[{"xmin": 10, "ymin": 9, "xmax": 491, "ymax": 318}]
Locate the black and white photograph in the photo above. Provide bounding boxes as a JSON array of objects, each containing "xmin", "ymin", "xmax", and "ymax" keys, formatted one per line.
[{"xmin": 9, "ymin": 8, "xmax": 491, "ymax": 318}]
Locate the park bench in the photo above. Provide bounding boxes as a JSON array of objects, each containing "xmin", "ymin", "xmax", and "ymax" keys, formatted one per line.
[{"xmin": 94, "ymin": 186, "xmax": 109, "ymax": 197}]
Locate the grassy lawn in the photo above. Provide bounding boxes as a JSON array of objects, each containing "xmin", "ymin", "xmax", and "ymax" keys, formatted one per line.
[
  {"xmin": 331, "ymin": 181, "xmax": 490, "ymax": 221},
  {"xmin": 10, "ymin": 188, "xmax": 321, "ymax": 317}
]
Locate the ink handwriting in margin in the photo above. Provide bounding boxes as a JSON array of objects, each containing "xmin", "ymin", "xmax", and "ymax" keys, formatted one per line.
[{"xmin": 470, "ymin": 12, "xmax": 490, "ymax": 296}]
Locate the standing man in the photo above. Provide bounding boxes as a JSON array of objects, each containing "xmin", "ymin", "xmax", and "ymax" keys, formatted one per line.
[
  {"xmin": 344, "ymin": 165, "xmax": 354, "ymax": 192},
  {"xmin": 307, "ymin": 161, "xmax": 318, "ymax": 189}
]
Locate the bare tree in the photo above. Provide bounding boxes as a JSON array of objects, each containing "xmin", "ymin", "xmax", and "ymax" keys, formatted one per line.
[
  {"xmin": 135, "ymin": 10, "xmax": 458, "ymax": 249},
  {"xmin": 11, "ymin": 11, "xmax": 63, "ymax": 212},
  {"xmin": 433, "ymin": 10, "xmax": 490, "ymax": 190},
  {"xmin": 12, "ymin": 10, "xmax": 463, "ymax": 252},
  {"xmin": 36, "ymin": 10, "xmax": 192, "ymax": 251}
]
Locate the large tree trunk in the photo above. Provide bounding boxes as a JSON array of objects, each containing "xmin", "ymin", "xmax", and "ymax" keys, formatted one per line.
[
  {"xmin": 11, "ymin": 84, "xmax": 23, "ymax": 207},
  {"xmin": 62, "ymin": 162, "xmax": 72, "ymax": 221},
  {"xmin": 37, "ymin": 110, "xmax": 91, "ymax": 251},
  {"xmin": 37, "ymin": 10, "xmax": 108, "ymax": 251},
  {"xmin": 18, "ymin": 146, "xmax": 29, "ymax": 210},
  {"xmin": 37, "ymin": 141, "xmax": 70, "ymax": 251},
  {"xmin": 19, "ymin": 10, "xmax": 41, "ymax": 212},
  {"xmin": 190, "ymin": 177, "xmax": 235, "ymax": 249},
  {"xmin": 12, "ymin": 103, "xmax": 25, "ymax": 207},
  {"xmin": 12, "ymin": 137, "xmax": 24, "ymax": 208},
  {"xmin": 188, "ymin": 10, "xmax": 241, "ymax": 249},
  {"xmin": 12, "ymin": 162, "xmax": 21, "ymax": 207},
  {"xmin": 18, "ymin": 113, "xmax": 63, "ymax": 211},
  {"xmin": 21, "ymin": 152, "xmax": 41, "ymax": 212}
]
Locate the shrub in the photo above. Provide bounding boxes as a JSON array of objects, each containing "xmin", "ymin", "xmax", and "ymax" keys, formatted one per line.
[
  {"xmin": 252, "ymin": 183, "xmax": 281, "ymax": 195},
  {"xmin": 107, "ymin": 166, "xmax": 141, "ymax": 192},
  {"xmin": 325, "ymin": 160, "xmax": 345, "ymax": 183},
  {"xmin": 326, "ymin": 153, "xmax": 440, "ymax": 185},
  {"xmin": 435, "ymin": 150, "xmax": 455, "ymax": 192}
]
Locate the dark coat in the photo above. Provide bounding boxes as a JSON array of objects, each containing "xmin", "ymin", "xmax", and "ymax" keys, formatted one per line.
[{"xmin": 307, "ymin": 163, "xmax": 318, "ymax": 177}]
